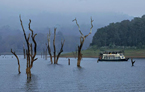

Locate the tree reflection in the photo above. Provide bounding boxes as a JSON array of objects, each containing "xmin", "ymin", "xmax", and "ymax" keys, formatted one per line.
[{"xmin": 25, "ymin": 74, "xmax": 38, "ymax": 92}]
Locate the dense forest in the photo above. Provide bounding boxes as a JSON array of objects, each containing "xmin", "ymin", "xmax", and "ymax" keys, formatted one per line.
[{"xmin": 90, "ymin": 15, "xmax": 145, "ymax": 49}]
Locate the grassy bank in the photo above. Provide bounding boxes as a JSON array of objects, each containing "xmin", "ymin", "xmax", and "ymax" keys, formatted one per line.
[{"xmin": 61, "ymin": 49, "xmax": 145, "ymax": 58}]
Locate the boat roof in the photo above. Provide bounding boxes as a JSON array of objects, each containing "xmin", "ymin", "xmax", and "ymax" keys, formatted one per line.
[{"xmin": 100, "ymin": 51, "xmax": 124, "ymax": 54}]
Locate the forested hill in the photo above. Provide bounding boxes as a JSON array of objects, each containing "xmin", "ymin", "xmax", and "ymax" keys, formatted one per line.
[{"xmin": 90, "ymin": 15, "xmax": 145, "ymax": 48}]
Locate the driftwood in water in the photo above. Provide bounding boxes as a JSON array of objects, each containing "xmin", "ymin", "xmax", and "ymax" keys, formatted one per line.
[
  {"xmin": 11, "ymin": 49, "xmax": 21, "ymax": 74},
  {"xmin": 72, "ymin": 17, "xmax": 93, "ymax": 67}
]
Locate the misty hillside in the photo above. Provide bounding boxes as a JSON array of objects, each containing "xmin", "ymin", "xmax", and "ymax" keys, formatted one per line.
[
  {"xmin": 0, "ymin": 12, "xmax": 133, "ymax": 28},
  {"xmin": 0, "ymin": 12, "xmax": 133, "ymax": 54},
  {"xmin": 90, "ymin": 15, "xmax": 145, "ymax": 48}
]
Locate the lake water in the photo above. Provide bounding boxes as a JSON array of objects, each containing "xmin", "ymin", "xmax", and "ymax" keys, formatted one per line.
[{"xmin": 0, "ymin": 55, "xmax": 145, "ymax": 92}]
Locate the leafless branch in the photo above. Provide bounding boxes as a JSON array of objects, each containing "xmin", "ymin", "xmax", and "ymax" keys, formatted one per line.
[
  {"xmin": 28, "ymin": 20, "xmax": 37, "ymax": 68},
  {"xmin": 73, "ymin": 17, "xmax": 93, "ymax": 67},
  {"xmin": 72, "ymin": 18, "xmax": 84, "ymax": 37},
  {"xmin": 84, "ymin": 17, "xmax": 94, "ymax": 38},
  {"xmin": 56, "ymin": 40, "xmax": 65, "ymax": 63},
  {"xmin": 11, "ymin": 49, "xmax": 21, "ymax": 74}
]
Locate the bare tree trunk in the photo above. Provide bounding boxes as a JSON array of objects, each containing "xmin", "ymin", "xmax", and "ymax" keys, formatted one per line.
[
  {"xmin": 77, "ymin": 39, "xmax": 84, "ymax": 67},
  {"xmin": 20, "ymin": 15, "xmax": 31, "ymax": 78},
  {"xmin": 26, "ymin": 48, "xmax": 31, "ymax": 78},
  {"xmin": 20, "ymin": 15, "xmax": 37, "ymax": 79},
  {"xmin": 68, "ymin": 58, "xmax": 70, "ymax": 65},
  {"xmin": 11, "ymin": 49, "xmax": 21, "ymax": 74},
  {"xmin": 47, "ymin": 30, "xmax": 53, "ymax": 64},
  {"xmin": 53, "ymin": 28, "xmax": 56, "ymax": 64},
  {"xmin": 23, "ymin": 43, "xmax": 26, "ymax": 59},
  {"xmin": 77, "ymin": 52, "xmax": 82, "ymax": 67},
  {"xmin": 48, "ymin": 45, "xmax": 53, "ymax": 63},
  {"xmin": 47, "ymin": 28, "xmax": 65, "ymax": 64},
  {"xmin": 131, "ymin": 58, "xmax": 135, "ymax": 66},
  {"xmin": 73, "ymin": 17, "xmax": 93, "ymax": 67}
]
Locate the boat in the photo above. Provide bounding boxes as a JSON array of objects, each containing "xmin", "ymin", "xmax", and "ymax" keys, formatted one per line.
[{"xmin": 98, "ymin": 51, "xmax": 129, "ymax": 61}]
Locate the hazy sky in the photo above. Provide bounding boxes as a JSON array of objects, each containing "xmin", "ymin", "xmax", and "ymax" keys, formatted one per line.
[{"xmin": 0, "ymin": 0, "xmax": 145, "ymax": 17}]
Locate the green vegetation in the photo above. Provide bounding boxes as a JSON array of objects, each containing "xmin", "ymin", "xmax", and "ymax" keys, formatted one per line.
[
  {"xmin": 62, "ymin": 15, "xmax": 145, "ymax": 58},
  {"xmin": 90, "ymin": 15, "xmax": 145, "ymax": 48},
  {"xmin": 62, "ymin": 48, "xmax": 145, "ymax": 58}
]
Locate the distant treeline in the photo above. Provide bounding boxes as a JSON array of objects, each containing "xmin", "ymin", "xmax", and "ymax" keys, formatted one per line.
[
  {"xmin": 0, "ymin": 30, "xmax": 91, "ymax": 54},
  {"xmin": 90, "ymin": 15, "xmax": 145, "ymax": 49}
]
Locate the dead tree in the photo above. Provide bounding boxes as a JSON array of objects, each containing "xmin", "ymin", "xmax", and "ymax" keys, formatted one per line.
[
  {"xmin": 11, "ymin": 49, "xmax": 21, "ymax": 74},
  {"xmin": 68, "ymin": 58, "xmax": 70, "ymax": 65},
  {"xmin": 56, "ymin": 39, "xmax": 65, "ymax": 64},
  {"xmin": 19, "ymin": 15, "xmax": 38, "ymax": 79},
  {"xmin": 72, "ymin": 17, "xmax": 93, "ymax": 67},
  {"xmin": 47, "ymin": 29, "xmax": 53, "ymax": 64},
  {"xmin": 131, "ymin": 58, "xmax": 135, "ymax": 66},
  {"xmin": 47, "ymin": 28, "xmax": 65, "ymax": 64},
  {"xmin": 23, "ymin": 43, "xmax": 26, "ymax": 59},
  {"xmin": 53, "ymin": 28, "xmax": 56, "ymax": 64}
]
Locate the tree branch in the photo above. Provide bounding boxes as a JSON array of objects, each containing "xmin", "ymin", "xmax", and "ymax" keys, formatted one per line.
[
  {"xmin": 28, "ymin": 19, "xmax": 34, "ymax": 36},
  {"xmin": 56, "ymin": 40, "xmax": 65, "ymax": 63},
  {"xmin": 72, "ymin": 18, "xmax": 84, "ymax": 37},
  {"xmin": 28, "ymin": 19, "xmax": 37, "ymax": 68},
  {"xmin": 73, "ymin": 17, "xmax": 93, "ymax": 67},
  {"xmin": 84, "ymin": 17, "xmax": 94, "ymax": 38},
  {"xmin": 11, "ymin": 49, "xmax": 21, "ymax": 74}
]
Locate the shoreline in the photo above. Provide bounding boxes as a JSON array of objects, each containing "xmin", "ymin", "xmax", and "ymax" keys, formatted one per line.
[
  {"xmin": 1, "ymin": 54, "xmax": 145, "ymax": 59},
  {"xmin": 60, "ymin": 56, "xmax": 145, "ymax": 59}
]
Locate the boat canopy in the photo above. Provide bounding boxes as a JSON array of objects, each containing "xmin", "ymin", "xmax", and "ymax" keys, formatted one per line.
[{"xmin": 100, "ymin": 51, "xmax": 124, "ymax": 55}]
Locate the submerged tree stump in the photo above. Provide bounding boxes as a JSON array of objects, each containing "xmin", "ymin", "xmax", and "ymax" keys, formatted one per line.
[
  {"xmin": 68, "ymin": 58, "xmax": 70, "ymax": 65},
  {"xmin": 131, "ymin": 58, "xmax": 135, "ymax": 66}
]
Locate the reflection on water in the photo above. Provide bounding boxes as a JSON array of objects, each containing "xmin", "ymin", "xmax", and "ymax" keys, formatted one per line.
[
  {"xmin": 0, "ymin": 55, "xmax": 145, "ymax": 92},
  {"xmin": 24, "ymin": 74, "xmax": 38, "ymax": 92}
]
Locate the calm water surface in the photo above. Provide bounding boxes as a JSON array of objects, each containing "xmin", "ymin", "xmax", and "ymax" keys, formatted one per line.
[{"xmin": 0, "ymin": 55, "xmax": 145, "ymax": 92}]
